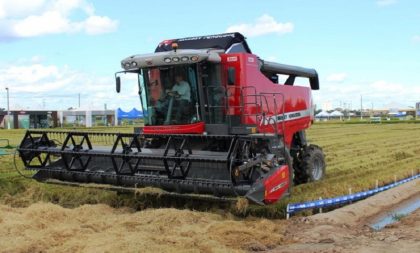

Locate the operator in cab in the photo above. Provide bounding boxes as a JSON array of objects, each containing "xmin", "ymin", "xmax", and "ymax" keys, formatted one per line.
[{"xmin": 166, "ymin": 73, "xmax": 191, "ymax": 123}]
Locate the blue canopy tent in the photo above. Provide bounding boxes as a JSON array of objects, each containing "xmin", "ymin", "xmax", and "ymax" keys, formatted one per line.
[
  {"xmin": 117, "ymin": 108, "xmax": 143, "ymax": 119},
  {"xmin": 117, "ymin": 108, "xmax": 143, "ymax": 125}
]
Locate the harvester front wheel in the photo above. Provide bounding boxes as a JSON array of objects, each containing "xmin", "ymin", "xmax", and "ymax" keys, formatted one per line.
[{"xmin": 293, "ymin": 144, "xmax": 325, "ymax": 185}]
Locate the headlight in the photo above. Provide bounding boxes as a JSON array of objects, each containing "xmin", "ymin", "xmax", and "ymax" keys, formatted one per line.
[
  {"xmin": 164, "ymin": 57, "xmax": 171, "ymax": 63},
  {"xmin": 190, "ymin": 56, "xmax": 199, "ymax": 61}
]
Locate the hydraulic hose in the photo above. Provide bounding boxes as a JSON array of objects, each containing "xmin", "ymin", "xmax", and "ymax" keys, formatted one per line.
[{"xmin": 13, "ymin": 148, "xmax": 32, "ymax": 179}]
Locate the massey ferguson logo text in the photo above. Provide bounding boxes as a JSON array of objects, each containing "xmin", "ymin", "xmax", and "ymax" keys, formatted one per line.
[
  {"xmin": 260, "ymin": 109, "xmax": 311, "ymax": 126},
  {"xmin": 274, "ymin": 112, "xmax": 301, "ymax": 121}
]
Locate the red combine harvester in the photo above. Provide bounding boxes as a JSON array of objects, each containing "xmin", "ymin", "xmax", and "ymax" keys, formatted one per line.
[{"xmin": 18, "ymin": 33, "xmax": 325, "ymax": 205}]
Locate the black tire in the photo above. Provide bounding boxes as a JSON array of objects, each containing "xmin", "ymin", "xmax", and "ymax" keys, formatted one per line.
[{"xmin": 293, "ymin": 144, "xmax": 326, "ymax": 185}]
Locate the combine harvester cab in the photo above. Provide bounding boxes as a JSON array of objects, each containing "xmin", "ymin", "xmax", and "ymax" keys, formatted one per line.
[{"xmin": 18, "ymin": 33, "xmax": 326, "ymax": 205}]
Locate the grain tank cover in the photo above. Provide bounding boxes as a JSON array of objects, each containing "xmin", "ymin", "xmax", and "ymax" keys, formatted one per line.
[{"xmin": 155, "ymin": 32, "xmax": 252, "ymax": 53}]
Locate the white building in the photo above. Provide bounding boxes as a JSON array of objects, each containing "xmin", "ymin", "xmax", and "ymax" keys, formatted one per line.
[{"xmin": 58, "ymin": 109, "xmax": 117, "ymax": 127}]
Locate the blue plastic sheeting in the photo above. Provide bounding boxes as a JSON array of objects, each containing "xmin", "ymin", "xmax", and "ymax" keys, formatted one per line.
[
  {"xmin": 117, "ymin": 108, "xmax": 143, "ymax": 119},
  {"xmin": 287, "ymin": 173, "xmax": 420, "ymax": 215}
]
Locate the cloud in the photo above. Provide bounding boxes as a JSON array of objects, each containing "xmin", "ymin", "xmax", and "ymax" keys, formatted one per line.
[
  {"xmin": 326, "ymin": 73, "xmax": 347, "ymax": 82},
  {"xmin": 226, "ymin": 14, "xmax": 293, "ymax": 37},
  {"xmin": 313, "ymin": 79, "xmax": 420, "ymax": 110},
  {"xmin": 0, "ymin": 0, "xmax": 46, "ymax": 19},
  {"xmin": 369, "ymin": 80, "xmax": 404, "ymax": 93},
  {"xmin": 0, "ymin": 64, "xmax": 63, "ymax": 89},
  {"xmin": 412, "ymin": 35, "xmax": 420, "ymax": 43},
  {"xmin": 12, "ymin": 11, "xmax": 73, "ymax": 38},
  {"xmin": 376, "ymin": 0, "xmax": 397, "ymax": 6},
  {"xmin": 0, "ymin": 0, "xmax": 118, "ymax": 39},
  {"xmin": 83, "ymin": 15, "xmax": 118, "ymax": 35},
  {"xmin": 1, "ymin": 60, "xmax": 418, "ymax": 111},
  {"xmin": 0, "ymin": 61, "xmax": 140, "ymax": 110}
]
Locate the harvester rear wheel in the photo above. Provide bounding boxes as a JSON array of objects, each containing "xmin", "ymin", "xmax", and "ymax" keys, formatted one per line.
[{"xmin": 293, "ymin": 144, "xmax": 325, "ymax": 185}]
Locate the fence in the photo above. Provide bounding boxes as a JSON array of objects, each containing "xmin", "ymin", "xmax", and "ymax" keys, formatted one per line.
[{"xmin": 287, "ymin": 172, "xmax": 420, "ymax": 218}]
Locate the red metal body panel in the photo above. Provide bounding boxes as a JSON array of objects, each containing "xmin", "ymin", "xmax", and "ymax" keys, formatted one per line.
[
  {"xmin": 263, "ymin": 165, "xmax": 290, "ymax": 204},
  {"xmin": 221, "ymin": 53, "xmax": 314, "ymax": 147},
  {"xmin": 143, "ymin": 121, "xmax": 205, "ymax": 134}
]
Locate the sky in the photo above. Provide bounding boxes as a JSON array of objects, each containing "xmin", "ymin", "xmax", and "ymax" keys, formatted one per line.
[{"xmin": 0, "ymin": 0, "xmax": 419, "ymax": 111}]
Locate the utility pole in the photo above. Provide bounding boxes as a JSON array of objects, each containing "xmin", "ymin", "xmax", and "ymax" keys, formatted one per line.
[
  {"xmin": 347, "ymin": 102, "xmax": 351, "ymax": 120},
  {"xmin": 104, "ymin": 103, "xmax": 107, "ymax": 126},
  {"xmin": 360, "ymin": 95, "xmax": 363, "ymax": 120},
  {"xmin": 78, "ymin": 93, "xmax": 81, "ymax": 108},
  {"xmin": 5, "ymin": 87, "xmax": 10, "ymax": 129},
  {"xmin": 371, "ymin": 102, "xmax": 374, "ymax": 117}
]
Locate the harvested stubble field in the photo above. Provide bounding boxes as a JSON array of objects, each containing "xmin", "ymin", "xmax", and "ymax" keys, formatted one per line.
[{"xmin": 0, "ymin": 123, "xmax": 419, "ymax": 252}]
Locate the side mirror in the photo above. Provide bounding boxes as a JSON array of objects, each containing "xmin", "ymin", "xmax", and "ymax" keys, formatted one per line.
[
  {"xmin": 227, "ymin": 67, "xmax": 236, "ymax": 85},
  {"xmin": 116, "ymin": 76, "xmax": 121, "ymax": 93}
]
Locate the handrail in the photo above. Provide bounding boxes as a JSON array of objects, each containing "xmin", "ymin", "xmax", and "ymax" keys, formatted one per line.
[
  {"xmin": 242, "ymin": 93, "xmax": 269, "ymax": 128},
  {"xmin": 204, "ymin": 85, "xmax": 258, "ymax": 128},
  {"xmin": 260, "ymin": 92, "xmax": 286, "ymax": 138},
  {"xmin": 202, "ymin": 85, "xmax": 287, "ymax": 139},
  {"xmin": 259, "ymin": 92, "xmax": 286, "ymax": 157}
]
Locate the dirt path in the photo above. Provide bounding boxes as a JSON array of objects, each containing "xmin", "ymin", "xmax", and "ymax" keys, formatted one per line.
[
  {"xmin": 269, "ymin": 179, "xmax": 420, "ymax": 253},
  {"xmin": 0, "ymin": 179, "xmax": 418, "ymax": 253},
  {"xmin": 268, "ymin": 208, "xmax": 419, "ymax": 253}
]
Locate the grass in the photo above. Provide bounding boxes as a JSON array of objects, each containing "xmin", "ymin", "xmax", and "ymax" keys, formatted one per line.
[
  {"xmin": 390, "ymin": 212, "xmax": 407, "ymax": 221},
  {"xmin": 1, "ymin": 123, "xmax": 419, "ymax": 218}
]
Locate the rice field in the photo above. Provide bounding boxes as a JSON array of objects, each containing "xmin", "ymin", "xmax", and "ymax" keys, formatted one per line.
[
  {"xmin": 251, "ymin": 122, "xmax": 420, "ymax": 216},
  {"xmin": 0, "ymin": 123, "xmax": 419, "ymax": 217},
  {"xmin": 296, "ymin": 122, "xmax": 420, "ymax": 201}
]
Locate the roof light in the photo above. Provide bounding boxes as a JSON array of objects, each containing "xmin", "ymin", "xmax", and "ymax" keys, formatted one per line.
[
  {"xmin": 171, "ymin": 42, "xmax": 178, "ymax": 51},
  {"xmin": 181, "ymin": 56, "xmax": 189, "ymax": 62},
  {"xmin": 131, "ymin": 61, "xmax": 137, "ymax": 67},
  {"xmin": 172, "ymin": 57, "xmax": 180, "ymax": 62},
  {"xmin": 164, "ymin": 57, "xmax": 171, "ymax": 63},
  {"xmin": 124, "ymin": 62, "xmax": 130, "ymax": 68}
]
